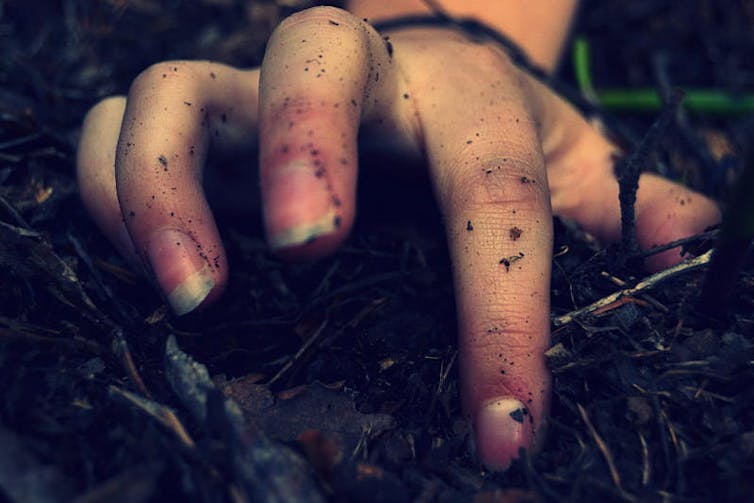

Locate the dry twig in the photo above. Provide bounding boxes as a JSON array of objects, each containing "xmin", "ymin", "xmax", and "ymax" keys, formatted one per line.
[
  {"xmin": 109, "ymin": 385, "xmax": 195, "ymax": 448},
  {"xmin": 552, "ymin": 250, "xmax": 713, "ymax": 327},
  {"xmin": 577, "ymin": 403, "xmax": 623, "ymax": 492}
]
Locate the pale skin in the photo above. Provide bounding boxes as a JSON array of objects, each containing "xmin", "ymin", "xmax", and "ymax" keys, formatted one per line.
[{"xmin": 76, "ymin": 2, "xmax": 720, "ymax": 470}]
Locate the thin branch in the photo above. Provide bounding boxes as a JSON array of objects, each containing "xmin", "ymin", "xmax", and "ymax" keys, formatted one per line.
[
  {"xmin": 616, "ymin": 90, "xmax": 684, "ymax": 262},
  {"xmin": 109, "ymin": 385, "xmax": 195, "ymax": 448},
  {"xmin": 267, "ymin": 316, "xmax": 329, "ymax": 387},
  {"xmin": 0, "ymin": 195, "xmax": 32, "ymax": 230},
  {"xmin": 578, "ymin": 403, "xmax": 623, "ymax": 492},
  {"xmin": 627, "ymin": 229, "xmax": 717, "ymax": 260},
  {"xmin": 112, "ymin": 330, "xmax": 152, "ymax": 399},
  {"xmin": 552, "ymin": 249, "xmax": 713, "ymax": 327}
]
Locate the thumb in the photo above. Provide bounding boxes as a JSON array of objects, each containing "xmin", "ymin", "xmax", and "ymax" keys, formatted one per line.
[{"xmin": 531, "ymin": 76, "xmax": 721, "ymax": 270}]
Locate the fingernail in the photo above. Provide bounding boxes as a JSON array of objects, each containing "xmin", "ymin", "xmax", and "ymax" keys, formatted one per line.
[
  {"xmin": 265, "ymin": 160, "xmax": 340, "ymax": 250},
  {"xmin": 268, "ymin": 210, "xmax": 340, "ymax": 250},
  {"xmin": 475, "ymin": 397, "xmax": 533, "ymax": 471},
  {"xmin": 147, "ymin": 228, "xmax": 215, "ymax": 316}
]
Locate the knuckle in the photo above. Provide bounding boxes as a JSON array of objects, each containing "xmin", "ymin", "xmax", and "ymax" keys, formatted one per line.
[
  {"xmin": 85, "ymin": 95, "xmax": 126, "ymax": 120},
  {"xmin": 130, "ymin": 61, "xmax": 196, "ymax": 94},
  {"xmin": 460, "ymin": 43, "xmax": 516, "ymax": 72},
  {"xmin": 469, "ymin": 308, "xmax": 546, "ymax": 351},
  {"xmin": 276, "ymin": 6, "xmax": 358, "ymax": 33},
  {"xmin": 466, "ymin": 323, "xmax": 544, "ymax": 388},
  {"xmin": 476, "ymin": 327, "xmax": 535, "ymax": 356},
  {"xmin": 264, "ymin": 94, "xmax": 320, "ymax": 124},
  {"xmin": 81, "ymin": 96, "xmax": 126, "ymax": 138},
  {"xmin": 79, "ymin": 96, "xmax": 126, "ymax": 175},
  {"xmin": 447, "ymin": 157, "xmax": 549, "ymax": 212},
  {"xmin": 426, "ymin": 39, "xmax": 519, "ymax": 82},
  {"xmin": 424, "ymin": 36, "xmax": 487, "ymax": 60}
]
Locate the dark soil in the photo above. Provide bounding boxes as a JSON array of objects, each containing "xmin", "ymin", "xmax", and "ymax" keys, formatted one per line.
[{"xmin": 1, "ymin": 1, "xmax": 753, "ymax": 501}]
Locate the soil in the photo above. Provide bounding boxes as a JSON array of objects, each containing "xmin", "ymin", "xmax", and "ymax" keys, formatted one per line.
[{"xmin": 1, "ymin": 1, "xmax": 753, "ymax": 501}]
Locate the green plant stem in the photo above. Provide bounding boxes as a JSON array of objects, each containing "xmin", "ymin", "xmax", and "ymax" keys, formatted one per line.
[
  {"xmin": 572, "ymin": 36, "xmax": 754, "ymax": 115},
  {"xmin": 573, "ymin": 37, "xmax": 597, "ymax": 101},
  {"xmin": 597, "ymin": 89, "xmax": 754, "ymax": 114}
]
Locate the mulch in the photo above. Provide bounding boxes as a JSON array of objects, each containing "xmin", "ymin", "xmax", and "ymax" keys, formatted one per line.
[{"xmin": 1, "ymin": 1, "xmax": 753, "ymax": 501}]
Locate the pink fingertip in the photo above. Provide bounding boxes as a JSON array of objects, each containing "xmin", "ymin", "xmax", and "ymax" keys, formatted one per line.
[
  {"xmin": 474, "ymin": 397, "xmax": 533, "ymax": 471},
  {"xmin": 147, "ymin": 228, "xmax": 215, "ymax": 316}
]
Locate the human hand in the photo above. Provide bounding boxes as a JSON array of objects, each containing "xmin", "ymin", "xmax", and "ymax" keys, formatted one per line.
[{"xmin": 76, "ymin": 7, "xmax": 720, "ymax": 470}]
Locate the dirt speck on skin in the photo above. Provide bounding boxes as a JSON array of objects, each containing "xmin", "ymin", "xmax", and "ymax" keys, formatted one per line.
[
  {"xmin": 509, "ymin": 227, "xmax": 522, "ymax": 241},
  {"xmin": 384, "ymin": 36, "xmax": 393, "ymax": 57},
  {"xmin": 499, "ymin": 252, "xmax": 525, "ymax": 272},
  {"xmin": 509, "ymin": 408, "xmax": 528, "ymax": 423}
]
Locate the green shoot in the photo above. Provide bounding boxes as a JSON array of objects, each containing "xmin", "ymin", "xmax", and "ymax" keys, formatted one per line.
[{"xmin": 572, "ymin": 36, "xmax": 754, "ymax": 115}]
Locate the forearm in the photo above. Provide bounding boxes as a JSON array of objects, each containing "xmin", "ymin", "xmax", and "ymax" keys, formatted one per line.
[{"xmin": 346, "ymin": 0, "xmax": 579, "ymax": 73}]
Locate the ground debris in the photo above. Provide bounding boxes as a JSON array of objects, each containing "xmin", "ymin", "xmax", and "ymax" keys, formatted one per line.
[
  {"xmin": 0, "ymin": 425, "xmax": 75, "ymax": 502},
  {"xmin": 165, "ymin": 335, "xmax": 325, "ymax": 502},
  {"xmin": 224, "ymin": 379, "xmax": 395, "ymax": 457},
  {"xmin": 0, "ymin": 220, "xmax": 106, "ymax": 323}
]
